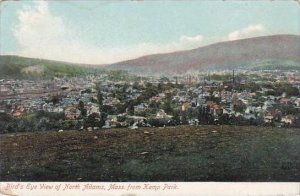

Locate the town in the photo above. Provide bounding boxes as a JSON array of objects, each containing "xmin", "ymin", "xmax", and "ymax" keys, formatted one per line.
[{"xmin": 0, "ymin": 69, "xmax": 300, "ymax": 133}]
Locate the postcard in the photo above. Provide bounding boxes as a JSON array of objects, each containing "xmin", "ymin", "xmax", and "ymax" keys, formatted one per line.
[{"xmin": 0, "ymin": 0, "xmax": 299, "ymax": 195}]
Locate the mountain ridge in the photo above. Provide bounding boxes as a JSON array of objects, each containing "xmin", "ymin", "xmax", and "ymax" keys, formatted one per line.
[
  {"xmin": 108, "ymin": 34, "xmax": 300, "ymax": 74},
  {"xmin": 0, "ymin": 55, "xmax": 104, "ymax": 78},
  {"xmin": 1, "ymin": 34, "xmax": 300, "ymax": 77}
]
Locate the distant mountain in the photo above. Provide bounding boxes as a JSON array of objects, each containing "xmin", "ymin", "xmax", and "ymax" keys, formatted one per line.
[
  {"xmin": 2, "ymin": 35, "xmax": 299, "ymax": 78},
  {"xmin": 108, "ymin": 34, "xmax": 300, "ymax": 75},
  {"xmin": 0, "ymin": 55, "xmax": 103, "ymax": 79}
]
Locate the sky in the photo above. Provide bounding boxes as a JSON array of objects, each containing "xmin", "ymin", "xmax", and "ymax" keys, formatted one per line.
[{"xmin": 0, "ymin": 0, "xmax": 299, "ymax": 64}]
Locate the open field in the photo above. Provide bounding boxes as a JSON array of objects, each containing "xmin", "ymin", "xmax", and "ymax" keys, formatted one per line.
[{"xmin": 0, "ymin": 125, "xmax": 299, "ymax": 181}]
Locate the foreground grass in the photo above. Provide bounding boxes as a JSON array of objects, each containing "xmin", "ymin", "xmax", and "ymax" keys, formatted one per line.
[{"xmin": 0, "ymin": 125, "xmax": 299, "ymax": 181}]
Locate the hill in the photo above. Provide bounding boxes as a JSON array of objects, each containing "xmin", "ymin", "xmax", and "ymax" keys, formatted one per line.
[
  {"xmin": 0, "ymin": 125, "xmax": 299, "ymax": 181},
  {"xmin": 0, "ymin": 55, "xmax": 103, "ymax": 78},
  {"xmin": 108, "ymin": 34, "xmax": 300, "ymax": 75},
  {"xmin": 2, "ymin": 35, "xmax": 299, "ymax": 77}
]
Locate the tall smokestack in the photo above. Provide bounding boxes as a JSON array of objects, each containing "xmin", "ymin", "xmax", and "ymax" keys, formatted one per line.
[{"xmin": 232, "ymin": 70, "xmax": 235, "ymax": 86}]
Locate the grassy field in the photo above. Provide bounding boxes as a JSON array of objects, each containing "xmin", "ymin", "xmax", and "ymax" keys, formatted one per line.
[{"xmin": 0, "ymin": 125, "xmax": 299, "ymax": 181}]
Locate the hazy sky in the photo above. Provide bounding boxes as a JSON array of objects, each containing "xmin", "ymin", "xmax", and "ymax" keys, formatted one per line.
[{"xmin": 0, "ymin": 0, "xmax": 299, "ymax": 64}]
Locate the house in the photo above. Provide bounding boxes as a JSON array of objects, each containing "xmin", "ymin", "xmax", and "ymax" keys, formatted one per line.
[
  {"xmin": 294, "ymin": 98, "xmax": 300, "ymax": 107},
  {"xmin": 86, "ymin": 104, "xmax": 100, "ymax": 115},
  {"xmin": 103, "ymin": 97, "xmax": 120, "ymax": 106},
  {"xmin": 262, "ymin": 100, "xmax": 276, "ymax": 111},
  {"xmin": 261, "ymin": 88, "xmax": 275, "ymax": 94},
  {"xmin": 181, "ymin": 101, "xmax": 190, "ymax": 112},
  {"xmin": 190, "ymin": 98, "xmax": 198, "ymax": 107},
  {"xmin": 0, "ymin": 84, "xmax": 12, "ymax": 96},
  {"xmin": 53, "ymin": 107, "xmax": 64, "ymax": 113},
  {"xmin": 280, "ymin": 98, "xmax": 291, "ymax": 105},
  {"xmin": 104, "ymin": 115, "xmax": 119, "ymax": 128},
  {"xmin": 203, "ymin": 91, "xmax": 211, "ymax": 98},
  {"xmin": 134, "ymin": 103, "xmax": 148, "ymax": 113},
  {"xmin": 231, "ymin": 93, "xmax": 240, "ymax": 106},
  {"xmin": 245, "ymin": 106, "xmax": 256, "ymax": 114},
  {"xmin": 264, "ymin": 114, "xmax": 274, "ymax": 123},
  {"xmin": 281, "ymin": 115, "xmax": 295, "ymax": 125},
  {"xmin": 213, "ymin": 91, "xmax": 221, "ymax": 98},
  {"xmin": 244, "ymin": 113, "xmax": 256, "ymax": 120},
  {"xmin": 149, "ymin": 96, "xmax": 162, "ymax": 103},
  {"xmin": 240, "ymin": 98, "xmax": 249, "ymax": 105},
  {"xmin": 126, "ymin": 115, "xmax": 146, "ymax": 125},
  {"xmin": 11, "ymin": 105, "xmax": 26, "ymax": 118},
  {"xmin": 189, "ymin": 118, "xmax": 199, "ymax": 125},
  {"xmin": 158, "ymin": 93, "xmax": 166, "ymax": 98},
  {"xmin": 212, "ymin": 105, "xmax": 223, "ymax": 116},
  {"xmin": 156, "ymin": 110, "xmax": 168, "ymax": 118},
  {"xmin": 197, "ymin": 97, "xmax": 206, "ymax": 106},
  {"xmin": 222, "ymin": 81, "xmax": 233, "ymax": 89},
  {"xmin": 65, "ymin": 106, "xmax": 81, "ymax": 120},
  {"xmin": 223, "ymin": 108, "xmax": 233, "ymax": 115}
]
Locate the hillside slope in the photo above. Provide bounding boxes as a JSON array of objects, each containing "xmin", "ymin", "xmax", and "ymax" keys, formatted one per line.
[
  {"xmin": 0, "ymin": 55, "xmax": 102, "ymax": 78},
  {"xmin": 108, "ymin": 34, "xmax": 300, "ymax": 74}
]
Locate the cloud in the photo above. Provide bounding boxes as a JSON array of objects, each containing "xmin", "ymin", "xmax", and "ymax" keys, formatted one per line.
[
  {"xmin": 177, "ymin": 35, "xmax": 204, "ymax": 49},
  {"xmin": 12, "ymin": 1, "xmax": 205, "ymax": 64},
  {"xmin": 12, "ymin": 3, "xmax": 269, "ymax": 65},
  {"xmin": 99, "ymin": 34, "xmax": 204, "ymax": 63},
  {"xmin": 228, "ymin": 24, "xmax": 266, "ymax": 41},
  {"xmin": 180, "ymin": 35, "xmax": 204, "ymax": 44},
  {"xmin": 128, "ymin": 34, "xmax": 204, "ymax": 56},
  {"xmin": 13, "ymin": 1, "xmax": 102, "ymax": 64}
]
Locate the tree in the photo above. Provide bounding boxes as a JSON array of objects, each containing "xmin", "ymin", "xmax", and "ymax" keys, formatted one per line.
[
  {"xmin": 101, "ymin": 105, "xmax": 114, "ymax": 114},
  {"xmin": 50, "ymin": 93, "xmax": 60, "ymax": 105},
  {"xmin": 99, "ymin": 112, "xmax": 107, "ymax": 128},
  {"xmin": 0, "ymin": 112, "xmax": 12, "ymax": 133},
  {"xmin": 78, "ymin": 101, "xmax": 87, "ymax": 117},
  {"xmin": 233, "ymin": 102, "xmax": 246, "ymax": 113},
  {"xmin": 97, "ymin": 89, "xmax": 103, "ymax": 110},
  {"xmin": 286, "ymin": 86, "xmax": 300, "ymax": 96},
  {"xmin": 218, "ymin": 113, "xmax": 229, "ymax": 125},
  {"xmin": 84, "ymin": 113, "xmax": 100, "ymax": 128},
  {"xmin": 172, "ymin": 109, "xmax": 181, "ymax": 125},
  {"xmin": 181, "ymin": 110, "xmax": 189, "ymax": 125},
  {"xmin": 198, "ymin": 106, "xmax": 213, "ymax": 124},
  {"xmin": 162, "ymin": 95, "xmax": 173, "ymax": 114}
]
